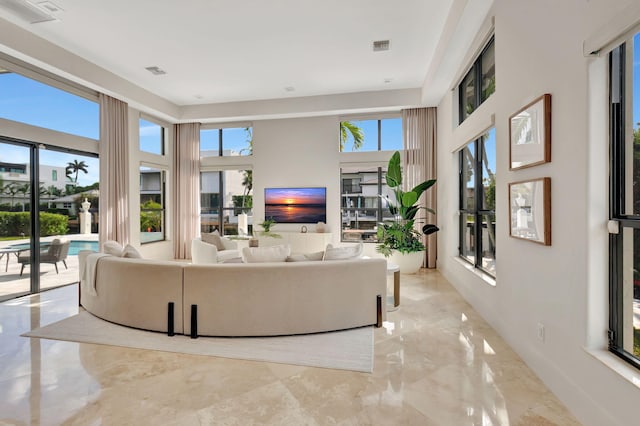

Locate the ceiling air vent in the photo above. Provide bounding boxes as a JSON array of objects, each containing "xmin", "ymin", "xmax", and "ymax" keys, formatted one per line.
[
  {"xmin": 145, "ymin": 66, "xmax": 167, "ymax": 76},
  {"xmin": 0, "ymin": 0, "xmax": 57, "ymax": 24},
  {"xmin": 373, "ymin": 40, "xmax": 390, "ymax": 52}
]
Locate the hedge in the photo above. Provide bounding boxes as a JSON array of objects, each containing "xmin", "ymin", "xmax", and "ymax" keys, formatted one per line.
[{"xmin": 0, "ymin": 212, "xmax": 69, "ymax": 237}]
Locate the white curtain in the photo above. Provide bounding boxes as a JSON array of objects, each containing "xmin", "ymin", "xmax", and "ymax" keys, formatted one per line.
[
  {"xmin": 173, "ymin": 123, "xmax": 201, "ymax": 259},
  {"xmin": 99, "ymin": 94, "xmax": 130, "ymax": 247},
  {"xmin": 402, "ymin": 107, "xmax": 437, "ymax": 268}
]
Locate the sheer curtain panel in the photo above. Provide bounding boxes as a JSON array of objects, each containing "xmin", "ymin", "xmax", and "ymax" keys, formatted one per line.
[
  {"xmin": 172, "ymin": 123, "xmax": 201, "ymax": 259},
  {"xmin": 402, "ymin": 107, "xmax": 437, "ymax": 268},
  {"xmin": 99, "ymin": 94, "xmax": 130, "ymax": 246}
]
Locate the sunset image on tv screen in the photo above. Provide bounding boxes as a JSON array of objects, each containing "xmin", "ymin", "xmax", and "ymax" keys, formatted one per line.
[{"xmin": 264, "ymin": 187, "xmax": 326, "ymax": 223}]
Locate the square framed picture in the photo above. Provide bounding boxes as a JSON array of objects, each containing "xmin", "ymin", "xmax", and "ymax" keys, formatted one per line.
[
  {"xmin": 509, "ymin": 94, "xmax": 551, "ymax": 170},
  {"xmin": 509, "ymin": 177, "xmax": 551, "ymax": 245}
]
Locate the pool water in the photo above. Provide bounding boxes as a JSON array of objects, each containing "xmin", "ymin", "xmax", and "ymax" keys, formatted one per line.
[{"xmin": 10, "ymin": 240, "xmax": 99, "ymax": 256}]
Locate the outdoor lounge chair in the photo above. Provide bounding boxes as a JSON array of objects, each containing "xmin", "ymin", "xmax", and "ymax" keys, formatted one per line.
[{"xmin": 18, "ymin": 238, "xmax": 70, "ymax": 276}]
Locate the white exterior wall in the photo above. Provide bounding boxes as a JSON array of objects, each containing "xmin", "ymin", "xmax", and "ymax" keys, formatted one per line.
[{"xmin": 436, "ymin": 1, "xmax": 640, "ymax": 425}]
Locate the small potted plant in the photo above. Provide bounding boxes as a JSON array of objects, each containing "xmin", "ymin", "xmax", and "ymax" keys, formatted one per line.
[
  {"xmin": 377, "ymin": 151, "xmax": 439, "ymax": 273},
  {"xmin": 257, "ymin": 217, "xmax": 281, "ymax": 238}
]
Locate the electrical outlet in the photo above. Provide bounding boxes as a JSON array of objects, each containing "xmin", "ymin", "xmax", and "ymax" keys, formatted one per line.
[{"xmin": 537, "ymin": 323, "xmax": 545, "ymax": 342}]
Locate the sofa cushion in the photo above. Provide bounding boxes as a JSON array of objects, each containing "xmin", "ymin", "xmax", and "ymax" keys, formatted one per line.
[
  {"xmin": 103, "ymin": 240, "xmax": 124, "ymax": 256},
  {"xmin": 243, "ymin": 244, "xmax": 291, "ymax": 263},
  {"xmin": 201, "ymin": 231, "xmax": 225, "ymax": 250},
  {"xmin": 286, "ymin": 251, "xmax": 325, "ymax": 262},
  {"xmin": 323, "ymin": 242, "xmax": 363, "ymax": 260},
  {"xmin": 122, "ymin": 244, "xmax": 142, "ymax": 258}
]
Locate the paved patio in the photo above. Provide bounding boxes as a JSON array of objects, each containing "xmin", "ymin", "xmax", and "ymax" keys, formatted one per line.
[{"xmin": 0, "ymin": 234, "xmax": 98, "ymax": 302}]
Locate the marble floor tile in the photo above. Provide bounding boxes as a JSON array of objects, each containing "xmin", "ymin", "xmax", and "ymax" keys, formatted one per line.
[{"xmin": 0, "ymin": 270, "xmax": 579, "ymax": 425}]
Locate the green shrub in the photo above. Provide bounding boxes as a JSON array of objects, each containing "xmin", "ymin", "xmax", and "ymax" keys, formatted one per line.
[{"xmin": 0, "ymin": 211, "xmax": 68, "ymax": 237}]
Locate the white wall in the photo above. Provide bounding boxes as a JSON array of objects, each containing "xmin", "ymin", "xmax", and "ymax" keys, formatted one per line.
[
  {"xmin": 436, "ymin": 1, "xmax": 640, "ymax": 424},
  {"xmin": 252, "ymin": 116, "xmax": 341, "ymax": 241}
]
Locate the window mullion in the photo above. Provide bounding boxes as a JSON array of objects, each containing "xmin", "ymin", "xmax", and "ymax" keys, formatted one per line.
[{"xmin": 474, "ymin": 139, "xmax": 483, "ymax": 268}]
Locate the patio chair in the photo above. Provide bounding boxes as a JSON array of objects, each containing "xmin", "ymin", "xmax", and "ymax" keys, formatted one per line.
[{"xmin": 18, "ymin": 239, "xmax": 70, "ymax": 276}]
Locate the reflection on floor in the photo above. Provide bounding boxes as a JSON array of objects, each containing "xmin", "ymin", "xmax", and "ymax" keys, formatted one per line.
[{"xmin": 0, "ymin": 270, "xmax": 579, "ymax": 425}]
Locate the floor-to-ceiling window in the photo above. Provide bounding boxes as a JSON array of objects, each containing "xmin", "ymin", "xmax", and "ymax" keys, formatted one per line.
[
  {"xmin": 608, "ymin": 31, "xmax": 640, "ymax": 369},
  {"xmin": 0, "ymin": 62, "xmax": 99, "ymax": 301}
]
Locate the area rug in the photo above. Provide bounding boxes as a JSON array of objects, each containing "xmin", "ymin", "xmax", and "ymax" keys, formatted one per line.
[{"xmin": 22, "ymin": 310, "xmax": 374, "ymax": 373}]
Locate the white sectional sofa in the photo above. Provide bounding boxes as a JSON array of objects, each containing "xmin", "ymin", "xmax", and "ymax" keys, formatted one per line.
[{"xmin": 79, "ymin": 252, "xmax": 387, "ymax": 337}]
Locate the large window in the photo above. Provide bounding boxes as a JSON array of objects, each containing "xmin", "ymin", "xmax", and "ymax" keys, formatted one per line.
[
  {"xmin": 140, "ymin": 166, "xmax": 165, "ymax": 243},
  {"xmin": 458, "ymin": 37, "xmax": 495, "ymax": 124},
  {"xmin": 608, "ymin": 32, "xmax": 640, "ymax": 369},
  {"xmin": 0, "ymin": 71, "xmax": 99, "ymax": 139},
  {"xmin": 139, "ymin": 118, "xmax": 166, "ymax": 155},
  {"xmin": 459, "ymin": 128, "xmax": 496, "ymax": 276},
  {"xmin": 200, "ymin": 169, "xmax": 252, "ymax": 236},
  {"xmin": 339, "ymin": 118, "xmax": 402, "ymax": 152},
  {"xmin": 201, "ymin": 127, "xmax": 252, "ymax": 158},
  {"xmin": 340, "ymin": 166, "xmax": 394, "ymax": 242}
]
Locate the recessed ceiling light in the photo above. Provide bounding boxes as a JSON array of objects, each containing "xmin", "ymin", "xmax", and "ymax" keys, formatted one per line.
[
  {"xmin": 0, "ymin": 0, "xmax": 57, "ymax": 24},
  {"xmin": 284, "ymin": 86, "xmax": 295, "ymax": 92},
  {"xmin": 194, "ymin": 95, "xmax": 203, "ymax": 99},
  {"xmin": 36, "ymin": 1, "xmax": 62, "ymax": 13},
  {"xmin": 383, "ymin": 78, "xmax": 393, "ymax": 84},
  {"xmin": 145, "ymin": 66, "xmax": 167, "ymax": 76},
  {"xmin": 373, "ymin": 40, "xmax": 390, "ymax": 52}
]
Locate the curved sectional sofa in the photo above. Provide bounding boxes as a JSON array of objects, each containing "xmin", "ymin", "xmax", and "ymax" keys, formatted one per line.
[{"xmin": 78, "ymin": 251, "xmax": 387, "ymax": 337}]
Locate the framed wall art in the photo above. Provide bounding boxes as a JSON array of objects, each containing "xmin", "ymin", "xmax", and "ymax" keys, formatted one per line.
[
  {"xmin": 509, "ymin": 94, "xmax": 551, "ymax": 170},
  {"xmin": 508, "ymin": 177, "xmax": 551, "ymax": 245}
]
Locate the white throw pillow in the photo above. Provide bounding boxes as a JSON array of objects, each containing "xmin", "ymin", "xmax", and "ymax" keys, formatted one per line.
[
  {"xmin": 243, "ymin": 244, "xmax": 291, "ymax": 263},
  {"xmin": 122, "ymin": 244, "xmax": 142, "ymax": 258},
  {"xmin": 201, "ymin": 232, "xmax": 225, "ymax": 250},
  {"xmin": 323, "ymin": 242, "xmax": 363, "ymax": 260},
  {"xmin": 103, "ymin": 240, "xmax": 124, "ymax": 256}
]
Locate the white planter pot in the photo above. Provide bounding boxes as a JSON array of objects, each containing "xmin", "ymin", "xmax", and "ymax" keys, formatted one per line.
[{"xmin": 387, "ymin": 250, "xmax": 425, "ymax": 274}]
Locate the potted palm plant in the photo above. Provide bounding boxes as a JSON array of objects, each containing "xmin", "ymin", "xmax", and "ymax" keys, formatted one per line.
[{"xmin": 377, "ymin": 151, "xmax": 439, "ymax": 273}]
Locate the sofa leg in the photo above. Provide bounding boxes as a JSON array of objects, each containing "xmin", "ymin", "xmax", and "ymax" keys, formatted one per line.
[
  {"xmin": 190, "ymin": 304, "xmax": 198, "ymax": 339},
  {"xmin": 167, "ymin": 302, "xmax": 175, "ymax": 336},
  {"xmin": 376, "ymin": 295, "xmax": 382, "ymax": 328}
]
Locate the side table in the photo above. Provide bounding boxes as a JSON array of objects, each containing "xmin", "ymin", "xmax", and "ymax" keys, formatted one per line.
[{"xmin": 387, "ymin": 263, "xmax": 400, "ymax": 311}]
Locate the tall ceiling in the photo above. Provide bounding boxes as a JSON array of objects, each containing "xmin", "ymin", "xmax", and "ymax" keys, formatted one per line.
[{"xmin": 0, "ymin": 0, "xmax": 493, "ymax": 120}]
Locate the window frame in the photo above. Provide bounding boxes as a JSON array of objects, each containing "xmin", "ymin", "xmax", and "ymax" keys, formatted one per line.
[
  {"xmin": 139, "ymin": 166, "xmax": 166, "ymax": 244},
  {"xmin": 608, "ymin": 41, "xmax": 640, "ymax": 370},
  {"xmin": 200, "ymin": 124, "xmax": 253, "ymax": 158},
  {"xmin": 339, "ymin": 115, "xmax": 402, "ymax": 153},
  {"xmin": 458, "ymin": 36, "xmax": 495, "ymax": 124},
  {"xmin": 458, "ymin": 131, "xmax": 496, "ymax": 277},
  {"xmin": 139, "ymin": 116, "xmax": 167, "ymax": 156}
]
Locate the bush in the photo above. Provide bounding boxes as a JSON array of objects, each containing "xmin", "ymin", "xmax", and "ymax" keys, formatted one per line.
[{"xmin": 0, "ymin": 211, "xmax": 68, "ymax": 237}]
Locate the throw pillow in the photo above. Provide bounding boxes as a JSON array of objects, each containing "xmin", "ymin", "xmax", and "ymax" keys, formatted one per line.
[
  {"xmin": 242, "ymin": 244, "xmax": 291, "ymax": 263},
  {"xmin": 103, "ymin": 240, "xmax": 124, "ymax": 257},
  {"xmin": 222, "ymin": 257, "xmax": 244, "ymax": 263},
  {"xmin": 122, "ymin": 244, "xmax": 142, "ymax": 258},
  {"xmin": 201, "ymin": 232, "xmax": 225, "ymax": 251},
  {"xmin": 323, "ymin": 242, "xmax": 363, "ymax": 261}
]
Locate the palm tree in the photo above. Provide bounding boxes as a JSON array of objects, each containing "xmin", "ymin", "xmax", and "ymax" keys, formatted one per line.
[
  {"xmin": 66, "ymin": 160, "xmax": 89, "ymax": 183},
  {"xmin": 4, "ymin": 183, "xmax": 18, "ymax": 208},
  {"xmin": 16, "ymin": 183, "xmax": 30, "ymax": 211},
  {"xmin": 340, "ymin": 121, "xmax": 364, "ymax": 151}
]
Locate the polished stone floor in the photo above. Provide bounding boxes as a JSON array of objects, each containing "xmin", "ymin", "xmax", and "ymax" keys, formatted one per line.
[{"xmin": 0, "ymin": 270, "xmax": 580, "ymax": 425}]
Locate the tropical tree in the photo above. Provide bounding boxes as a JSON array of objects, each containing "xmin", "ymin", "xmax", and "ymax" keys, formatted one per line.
[
  {"xmin": 4, "ymin": 183, "xmax": 18, "ymax": 208},
  {"xmin": 66, "ymin": 160, "xmax": 89, "ymax": 183},
  {"xmin": 16, "ymin": 183, "xmax": 30, "ymax": 211},
  {"xmin": 239, "ymin": 127, "xmax": 253, "ymax": 210},
  {"xmin": 340, "ymin": 121, "xmax": 364, "ymax": 151}
]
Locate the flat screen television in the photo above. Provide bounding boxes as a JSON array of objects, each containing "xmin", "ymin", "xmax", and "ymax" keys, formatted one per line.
[{"xmin": 264, "ymin": 187, "xmax": 327, "ymax": 223}]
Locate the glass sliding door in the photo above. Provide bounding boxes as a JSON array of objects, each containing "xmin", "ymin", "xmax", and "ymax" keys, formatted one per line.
[
  {"xmin": 0, "ymin": 138, "xmax": 38, "ymax": 300},
  {"xmin": 0, "ymin": 138, "xmax": 99, "ymax": 301}
]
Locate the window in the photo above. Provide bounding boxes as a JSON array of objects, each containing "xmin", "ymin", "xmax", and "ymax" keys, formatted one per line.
[
  {"xmin": 200, "ymin": 127, "xmax": 252, "ymax": 158},
  {"xmin": 52, "ymin": 170, "xmax": 57, "ymax": 181},
  {"xmin": 200, "ymin": 169, "xmax": 252, "ymax": 236},
  {"xmin": 458, "ymin": 37, "xmax": 495, "ymax": 124},
  {"xmin": 339, "ymin": 118, "xmax": 402, "ymax": 152},
  {"xmin": 0, "ymin": 71, "xmax": 99, "ymax": 139},
  {"xmin": 458, "ymin": 128, "xmax": 496, "ymax": 276},
  {"xmin": 608, "ymin": 32, "xmax": 640, "ymax": 369},
  {"xmin": 139, "ymin": 118, "xmax": 165, "ymax": 155},
  {"xmin": 340, "ymin": 166, "xmax": 394, "ymax": 242},
  {"xmin": 140, "ymin": 166, "xmax": 165, "ymax": 243}
]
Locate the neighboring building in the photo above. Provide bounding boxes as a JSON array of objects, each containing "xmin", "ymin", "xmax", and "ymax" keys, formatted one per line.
[{"xmin": 0, "ymin": 161, "xmax": 73, "ymax": 208}]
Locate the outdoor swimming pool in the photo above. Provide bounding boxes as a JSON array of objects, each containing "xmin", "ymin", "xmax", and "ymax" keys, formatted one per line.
[{"xmin": 10, "ymin": 240, "xmax": 99, "ymax": 256}]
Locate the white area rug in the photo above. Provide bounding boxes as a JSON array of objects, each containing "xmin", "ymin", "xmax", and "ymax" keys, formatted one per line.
[{"xmin": 23, "ymin": 310, "xmax": 374, "ymax": 373}]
